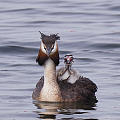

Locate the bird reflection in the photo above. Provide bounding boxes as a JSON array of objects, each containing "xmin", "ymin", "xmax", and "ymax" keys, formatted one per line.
[{"xmin": 33, "ymin": 101, "xmax": 97, "ymax": 120}]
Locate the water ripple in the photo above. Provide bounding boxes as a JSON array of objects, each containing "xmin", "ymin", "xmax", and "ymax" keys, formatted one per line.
[
  {"xmin": 0, "ymin": 8, "xmax": 34, "ymax": 13},
  {"xmin": 109, "ymin": 5, "xmax": 120, "ymax": 11},
  {"xmin": 90, "ymin": 43, "xmax": 120, "ymax": 49},
  {"xmin": 0, "ymin": 45, "xmax": 37, "ymax": 54}
]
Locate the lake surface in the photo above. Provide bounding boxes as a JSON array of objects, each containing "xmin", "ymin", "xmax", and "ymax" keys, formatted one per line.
[{"xmin": 0, "ymin": 0, "xmax": 120, "ymax": 120}]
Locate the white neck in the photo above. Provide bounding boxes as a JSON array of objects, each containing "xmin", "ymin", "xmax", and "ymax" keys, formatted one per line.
[
  {"xmin": 40, "ymin": 58, "xmax": 62, "ymax": 102},
  {"xmin": 44, "ymin": 59, "xmax": 56, "ymax": 84}
]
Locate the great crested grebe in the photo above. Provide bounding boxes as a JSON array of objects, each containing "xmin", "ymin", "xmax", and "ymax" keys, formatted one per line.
[
  {"xmin": 32, "ymin": 32, "xmax": 97, "ymax": 103},
  {"xmin": 57, "ymin": 54, "xmax": 80, "ymax": 84}
]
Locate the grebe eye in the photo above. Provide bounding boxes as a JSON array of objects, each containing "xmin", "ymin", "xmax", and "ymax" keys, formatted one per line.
[
  {"xmin": 51, "ymin": 45, "xmax": 54, "ymax": 49},
  {"xmin": 44, "ymin": 46, "xmax": 47, "ymax": 50}
]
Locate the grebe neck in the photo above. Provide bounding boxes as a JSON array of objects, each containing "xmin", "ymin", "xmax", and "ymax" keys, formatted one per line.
[
  {"xmin": 40, "ymin": 58, "xmax": 62, "ymax": 102},
  {"xmin": 44, "ymin": 58, "xmax": 56, "ymax": 84}
]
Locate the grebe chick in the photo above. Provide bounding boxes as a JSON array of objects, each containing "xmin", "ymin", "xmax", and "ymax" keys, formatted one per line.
[
  {"xmin": 32, "ymin": 32, "xmax": 98, "ymax": 103},
  {"xmin": 57, "ymin": 55, "xmax": 80, "ymax": 84}
]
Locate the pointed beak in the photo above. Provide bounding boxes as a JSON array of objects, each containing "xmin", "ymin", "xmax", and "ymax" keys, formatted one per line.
[{"xmin": 46, "ymin": 48, "xmax": 52, "ymax": 56}]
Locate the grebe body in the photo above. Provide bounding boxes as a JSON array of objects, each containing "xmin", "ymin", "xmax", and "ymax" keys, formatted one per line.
[{"xmin": 32, "ymin": 33, "xmax": 97, "ymax": 103}]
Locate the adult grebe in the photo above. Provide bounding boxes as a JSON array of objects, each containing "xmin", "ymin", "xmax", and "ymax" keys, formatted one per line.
[{"xmin": 32, "ymin": 32, "xmax": 97, "ymax": 103}]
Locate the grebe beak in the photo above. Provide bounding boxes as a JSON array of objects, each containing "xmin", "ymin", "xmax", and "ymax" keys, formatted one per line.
[{"xmin": 46, "ymin": 47, "xmax": 52, "ymax": 56}]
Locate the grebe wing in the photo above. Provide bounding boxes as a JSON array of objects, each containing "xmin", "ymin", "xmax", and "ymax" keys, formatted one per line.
[
  {"xmin": 77, "ymin": 76, "xmax": 97, "ymax": 93},
  {"xmin": 58, "ymin": 76, "xmax": 97, "ymax": 103},
  {"xmin": 32, "ymin": 76, "xmax": 44, "ymax": 99}
]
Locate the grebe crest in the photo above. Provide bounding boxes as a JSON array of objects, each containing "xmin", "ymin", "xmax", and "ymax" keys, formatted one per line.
[{"xmin": 57, "ymin": 54, "xmax": 80, "ymax": 84}]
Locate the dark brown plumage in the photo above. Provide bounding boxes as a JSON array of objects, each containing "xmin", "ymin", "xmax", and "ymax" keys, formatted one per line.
[
  {"xmin": 41, "ymin": 33, "xmax": 60, "ymax": 45},
  {"xmin": 36, "ymin": 49, "xmax": 48, "ymax": 65},
  {"xmin": 32, "ymin": 76, "xmax": 97, "ymax": 103},
  {"xmin": 36, "ymin": 47, "xmax": 59, "ymax": 66}
]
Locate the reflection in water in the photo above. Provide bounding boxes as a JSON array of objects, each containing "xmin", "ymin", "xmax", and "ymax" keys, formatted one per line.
[{"xmin": 33, "ymin": 101, "xmax": 98, "ymax": 120}]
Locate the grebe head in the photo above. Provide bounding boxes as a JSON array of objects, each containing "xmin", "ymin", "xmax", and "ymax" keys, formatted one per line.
[
  {"xmin": 40, "ymin": 32, "xmax": 60, "ymax": 56},
  {"xmin": 57, "ymin": 54, "xmax": 76, "ymax": 82},
  {"xmin": 36, "ymin": 32, "xmax": 60, "ymax": 66},
  {"xmin": 64, "ymin": 54, "xmax": 74, "ymax": 70}
]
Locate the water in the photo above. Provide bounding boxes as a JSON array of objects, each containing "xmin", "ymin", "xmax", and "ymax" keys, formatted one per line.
[{"xmin": 0, "ymin": 0, "xmax": 120, "ymax": 119}]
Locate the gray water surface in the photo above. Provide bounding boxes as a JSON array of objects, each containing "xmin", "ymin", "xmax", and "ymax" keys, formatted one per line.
[{"xmin": 0, "ymin": 0, "xmax": 120, "ymax": 120}]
